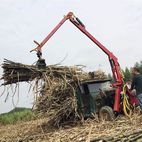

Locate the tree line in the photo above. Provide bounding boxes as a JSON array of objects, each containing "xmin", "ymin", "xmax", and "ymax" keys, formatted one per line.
[{"xmin": 108, "ymin": 61, "xmax": 142, "ymax": 82}]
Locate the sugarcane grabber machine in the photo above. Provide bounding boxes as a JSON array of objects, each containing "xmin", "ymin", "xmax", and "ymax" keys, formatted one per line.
[
  {"xmin": 32, "ymin": 40, "xmax": 46, "ymax": 69},
  {"xmin": 30, "ymin": 12, "xmax": 138, "ymax": 120}
]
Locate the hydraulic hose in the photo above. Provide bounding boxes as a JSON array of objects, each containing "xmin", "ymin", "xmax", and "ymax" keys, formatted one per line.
[{"xmin": 122, "ymin": 84, "xmax": 132, "ymax": 118}]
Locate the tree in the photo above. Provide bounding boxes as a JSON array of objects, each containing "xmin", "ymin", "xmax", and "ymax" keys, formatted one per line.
[
  {"xmin": 123, "ymin": 67, "xmax": 131, "ymax": 82},
  {"xmin": 108, "ymin": 73, "xmax": 114, "ymax": 82},
  {"xmin": 134, "ymin": 61, "xmax": 142, "ymax": 74}
]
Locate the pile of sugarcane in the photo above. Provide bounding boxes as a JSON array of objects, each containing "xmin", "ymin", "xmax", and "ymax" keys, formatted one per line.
[
  {"xmin": 35, "ymin": 82, "xmax": 82, "ymax": 127},
  {"xmin": 1, "ymin": 59, "xmax": 108, "ymax": 127}
]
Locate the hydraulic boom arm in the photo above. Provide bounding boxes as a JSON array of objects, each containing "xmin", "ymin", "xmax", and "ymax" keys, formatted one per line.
[{"xmin": 30, "ymin": 12, "xmax": 124, "ymax": 112}]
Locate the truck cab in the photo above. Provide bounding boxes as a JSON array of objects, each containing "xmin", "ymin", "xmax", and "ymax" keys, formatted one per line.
[{"xmin": 76, "ymin": 79, "xmax": 115, "ymax": 120}]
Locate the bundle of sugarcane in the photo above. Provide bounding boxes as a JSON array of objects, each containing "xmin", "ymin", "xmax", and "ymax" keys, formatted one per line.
[
  {"xmin": 1, "ymin": 59, "xmax": 89, "ymax": 126},
  {"xmin": 1, "ymin": 59, "xmax": 38, "ymax": 85},
  {"xmin": 1, "ymin": 59, "xmax": 108, "ymax": 127},
  {"xmin": 1, "ymin": 59, "xmax": 90, "ymax": 85},
  {"xmin": 94, "ymin": 70, "xmax": 107, "ymax": 80},
  {"xmin": 35, "ymin": 82, "xmax": 82, "ymax": 127},
  {"xmin": 89, "ymin": 69, "xmax": 108, "ymax": 80}
]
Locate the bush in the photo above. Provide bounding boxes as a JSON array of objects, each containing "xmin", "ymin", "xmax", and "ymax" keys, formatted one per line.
[{"xmin": 0, "ymin": 108, "xmax": 34, "ymax": 125}]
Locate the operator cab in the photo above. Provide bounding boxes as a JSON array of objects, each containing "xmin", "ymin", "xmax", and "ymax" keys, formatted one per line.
[{"xmin": 76, "ymin": 79, "xmax": 115, "ymax": 119}]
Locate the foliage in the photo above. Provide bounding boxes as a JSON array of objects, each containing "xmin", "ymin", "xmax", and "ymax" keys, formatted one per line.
[
  {"xmin": 0, "ymin": 107, "xmax": 34, "ymax": 125},
  {"xmin": 123, "ymin": 67, "xmax": 131, "ymax": 82},
  {"xmin": 107, "ymin": 73, "xmax": 114, "ymax": 82},
  {"xmin": 134, "ymin": 61, "xmax": 142, "ymax": 74},
  {"xmin": 108, "ymin": 61, "xmax": 142, "ymax": 82}
]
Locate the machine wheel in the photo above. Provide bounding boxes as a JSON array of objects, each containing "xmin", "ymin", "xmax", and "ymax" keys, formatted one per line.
[{"xmin": 99, "ymin": 106, "xmax": 115, "ymax": 121}]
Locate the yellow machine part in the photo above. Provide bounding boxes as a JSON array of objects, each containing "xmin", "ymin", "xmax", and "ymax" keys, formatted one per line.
[{"xmin": 122, "ymin": 84, "xmax": 132, "ymax": 118}]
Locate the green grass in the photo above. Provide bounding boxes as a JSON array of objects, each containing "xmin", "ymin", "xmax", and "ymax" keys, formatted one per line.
[{"xmin": 0, "ymin": 107, "xmax": 35, "ymax": 125}]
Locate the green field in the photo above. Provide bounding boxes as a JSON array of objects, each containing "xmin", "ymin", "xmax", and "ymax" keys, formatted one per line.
[{"xmin": 0, "ymin": 107, "xmax": 34, "ymax": 125}]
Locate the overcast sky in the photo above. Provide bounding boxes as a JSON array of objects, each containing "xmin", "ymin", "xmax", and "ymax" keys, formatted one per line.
[{"xmin": 0, "ymin": 0, "xmax": 142, "ymax": 113}]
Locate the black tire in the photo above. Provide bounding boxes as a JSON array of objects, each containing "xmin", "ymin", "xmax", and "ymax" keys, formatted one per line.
[{"xmin": 99, "ymin": 106, "xmax": 115, "ymax": 121}]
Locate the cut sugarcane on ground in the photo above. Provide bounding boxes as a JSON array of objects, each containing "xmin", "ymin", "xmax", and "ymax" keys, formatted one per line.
[{"xmin": 0, "ymin": 113, "xmax": 142, "ymax": 142}]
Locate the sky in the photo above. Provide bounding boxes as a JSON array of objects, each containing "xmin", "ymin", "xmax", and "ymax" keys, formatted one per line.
[{"xmin": 0, "ymin": 0, "xmax": 142, "ymax": 113}]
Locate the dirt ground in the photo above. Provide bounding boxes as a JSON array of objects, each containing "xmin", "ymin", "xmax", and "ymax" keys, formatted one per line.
[{"xmin": 0, "ymin": 114, "xmax": 142, "ymax": 142}]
